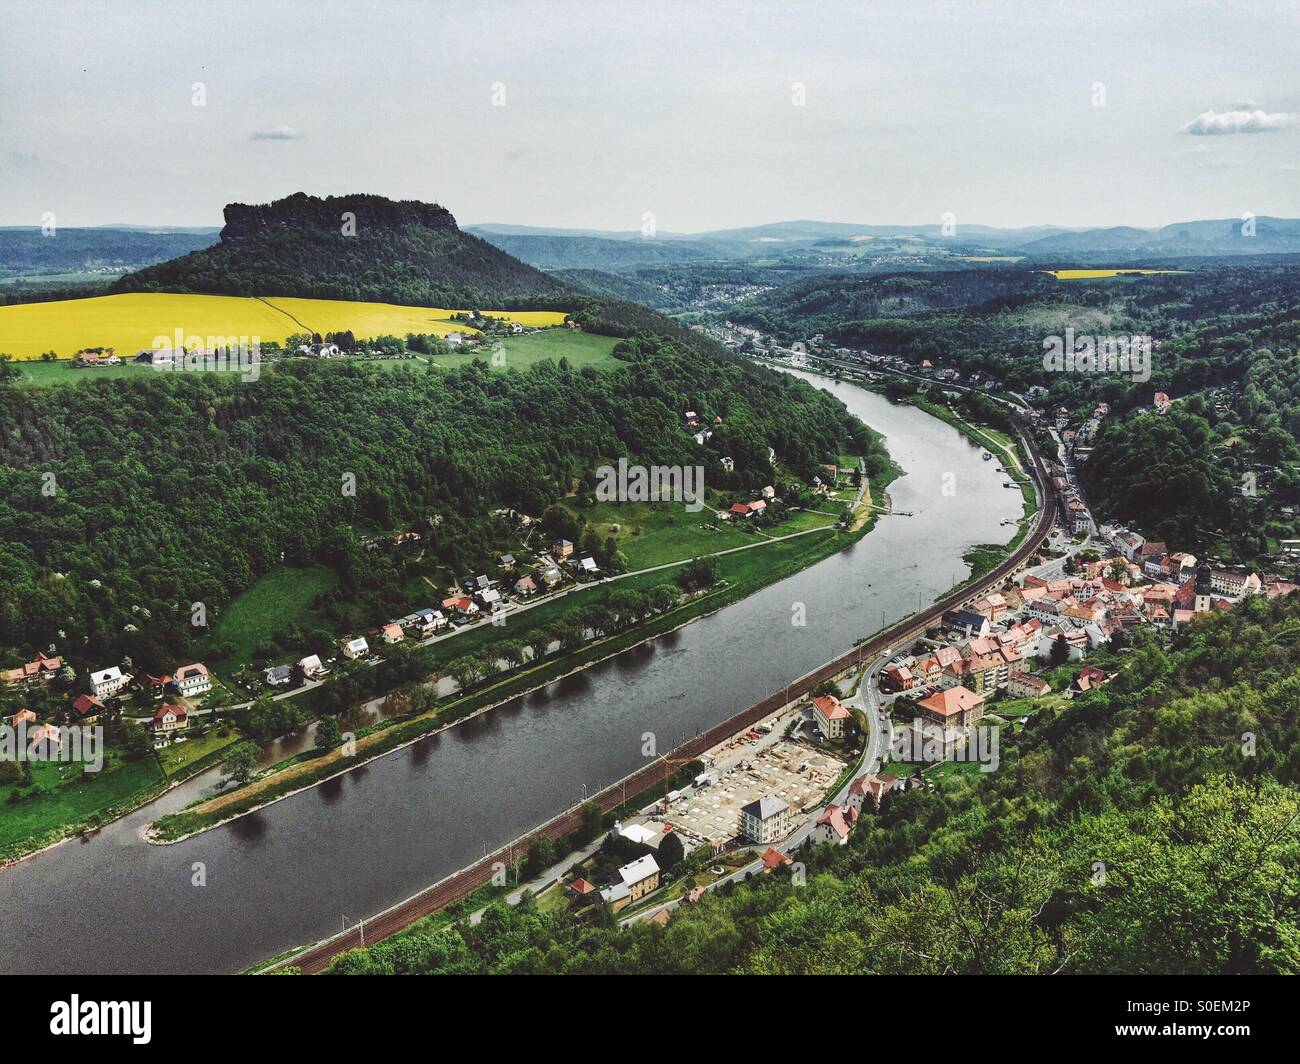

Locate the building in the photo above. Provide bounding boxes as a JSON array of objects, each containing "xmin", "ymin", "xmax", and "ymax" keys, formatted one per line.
[
  {"xmin": 846, "ymin": 772, "xmax": 903, "ymax": 813},
  {"xmin": 381, "ymin": 623, "xmax": 405, "ymax": 645},
  {"xmin": 740, "ymin": 795, "xmax": 792, "ymax": 844},
  {"xmin": 342, "ymin": 637, "xmax": 370, "ymax": 659},
  {"xmin": 944, "ymin": 609, "xmax": 990, "ymax": 639},
  {"xmin": 27, "ymin": 723, "xmax": 62, "ymax": 759},
  {"xmin": 811, "ymin": 694, "xmax": 851, "ymax": 740},
  {"xmin": 514, "ymin": 575, "xmax": 538, "ymax": 596},
  {"xmin": 813, "ymin": 803, "xmax": 856, "ymax": 846},
  {"xmin": 299, "ymin": 654, "xmax": 327, "ymax": 679},
  {"xmin": 761, "ymin": 847, "xmax": 793, "ymax": 873},
  {"xmin": 915, "ymin": 685, "xmax": 985, "ymax": 728},
  {"xmin": 1210, "ymin": 569, "xmax": 1261, "ymax": 599},
  {"xmin": 599, "ymin": 854, "xmax": 661, "ymax": 911},
  {"xmin": 151, "ymin": 704, "xmax": 189, "ymax": 745},
  {"xmin": 173, "ymin": 663, "xmax": 211, "ymax": 698},
  {"xmin": 70, "ymin": 694, "xmax": 104, "ymax": 724},
  {"xmin": 881, "ymin": 664, "xmax": 914, "ymax": 692},
  {"xmin": 1194, "ymin": 562, "xmax": 1214, "ymax": 614},
  {"xmin": 551, "ymin": 538, "xmax": 574, "ymax": 560},
  {"xmin": 3, "ymin": 650, "xmax": 63, "ymax": 687},
  {"xmin": 90, "ymin": 665, "xmax": 129, "ymax": 699},
  {"xmin": 264, "ymin": 665, "xmax": 292, "ymax": 687},
  {"xmin": 1007, "ymin": 673, "xmax": 1051, "ymax": 699}
]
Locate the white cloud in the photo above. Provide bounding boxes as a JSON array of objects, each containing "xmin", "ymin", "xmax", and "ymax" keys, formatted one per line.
[
  {"xmin": 1180, "ymin": 108, "xmax": 1298, "ymax": 135},
  {"xmin": 250, "ymin": 125, "xmax": 303, "ymax": 141}
]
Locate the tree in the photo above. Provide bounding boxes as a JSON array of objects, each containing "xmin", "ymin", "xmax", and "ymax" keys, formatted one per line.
[
  {"xmin": 1048, "ymin": 634, "xmax": 1070, "ymax": 667},
  {"xmin": 221, "ymin": 742, "xmax": 259, "ymax": 787},
  {"xmin": 315, "ymin": 716, "xmax": 342, "ymax": 752},
  {"xmin": 657, "ymin": 831, "xmax": 685, "ymax": 871}
]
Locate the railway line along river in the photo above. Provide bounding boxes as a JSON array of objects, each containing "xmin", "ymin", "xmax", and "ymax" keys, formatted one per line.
[{"xmin": 0, "ymin": 370, "xmax": 1024, "ymax": 973}]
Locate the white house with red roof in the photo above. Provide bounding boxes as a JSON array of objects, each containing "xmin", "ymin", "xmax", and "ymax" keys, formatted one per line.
[
  {"xmin": 811, "ymin": 694, "xmax": 851, "ymax": 740},
  {"xmin": 813, "ymin": 803, "xmax": 857, "ymax": 846},
  {"xmin": 151, "ymin": 704, "xmax": 189, "ymax": 746}
]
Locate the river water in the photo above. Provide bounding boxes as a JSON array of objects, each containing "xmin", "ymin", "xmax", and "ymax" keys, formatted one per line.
[{"xmin": 0, "ymin": 372, "xmax": 1021, "ymax": 973}]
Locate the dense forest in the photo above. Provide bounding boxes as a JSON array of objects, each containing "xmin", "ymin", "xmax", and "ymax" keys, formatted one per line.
[
  {"xmin": 114, "ymin": 192, "xmax": 574, "ymax": 309},
  {"xmin": 329, "ymin": 593, "xmax": 1300, "ymax": 974},
  {"xmin": 0, "ymin": 328, "xmax": 883, "ymax": 669}
]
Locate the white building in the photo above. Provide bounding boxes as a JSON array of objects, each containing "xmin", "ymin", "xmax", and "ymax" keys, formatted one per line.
[
  {"xmin": 90, "ymin": 665, "xmax": 129, "ymax": 699},
  {"xmin": 740, "ymin": 795, "xmax": 791, "ymax": 844},
  {"xmin": 342, "ymin": 637, "xmax": 370, "ymax": 659},
  {"xmin": 299, "ymin": 654, "xmax": 327, "ymax": 679},
  {"xmin": 173, "ymin": 663, "xmax": 211, "ymax": 698}
]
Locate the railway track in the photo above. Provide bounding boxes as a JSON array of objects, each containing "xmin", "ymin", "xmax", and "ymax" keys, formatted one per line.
[{"xmin": 281, "ymin": 418, "xmax": 1055, "ymax": 975}]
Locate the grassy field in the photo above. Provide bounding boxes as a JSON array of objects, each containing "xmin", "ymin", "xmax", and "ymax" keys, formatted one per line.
[
  {"xmin": 0, "ymin": 752, "xmax": 164, "ymax": 860},
  {"xmin": 0, "ymin": 292, "xmax": 567, "ymax": 360},
  {"xmin": 559, "ymin": 498, "xmax": 839, "ymax": 570},
  {"xmin": 427, "ymin": 329, "xmax": 619, "ymax": 372},
  {"xmin": 155, "ymin": 726, "xmax": 244, "ymax": 776},
  {"xmin": 203, "ymin": 564, "xmax": 339, "ymax": 676}
]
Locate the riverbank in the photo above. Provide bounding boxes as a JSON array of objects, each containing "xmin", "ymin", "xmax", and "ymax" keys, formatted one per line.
[{"xmin": 147, "ymin": 506, "xmax": 889, "ymax": 844}]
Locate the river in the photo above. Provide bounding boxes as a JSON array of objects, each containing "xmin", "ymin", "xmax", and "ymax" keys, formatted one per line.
[{"xmin": 0, "ymin": 371, "xmax": 1022, "ymax": 973}]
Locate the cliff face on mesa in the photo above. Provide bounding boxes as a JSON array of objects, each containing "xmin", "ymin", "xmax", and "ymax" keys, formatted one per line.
[
  {"xmin": 115, "ymin": 191, "xmax": 573, "ymax": 308},
  {"xmin": 218, "ymin": 192, "xmax": 458, "ymax": 242}
]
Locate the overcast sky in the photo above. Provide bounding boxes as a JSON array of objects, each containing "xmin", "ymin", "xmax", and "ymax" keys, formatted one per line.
[{"xmin": 3, "ymin": 0, "xmax": 1298, "ymax": 230}]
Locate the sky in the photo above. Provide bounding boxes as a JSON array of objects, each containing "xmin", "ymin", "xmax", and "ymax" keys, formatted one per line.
[{"xmin": 2, "ymin": 0, "xmax": 1298, "ymax": 231}]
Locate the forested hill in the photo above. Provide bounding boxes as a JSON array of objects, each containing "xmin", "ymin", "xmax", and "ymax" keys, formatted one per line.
[
  {"xmin": 331, "ymin": 593, "xmax": 1300, "ymax": 975},
  {"xmin": 0, "ymin": 329, "xmax": 883, "ymax": 669},
  {"xmin": 113, "ymin": 192, "xmax": 575, "ymax": 309}
]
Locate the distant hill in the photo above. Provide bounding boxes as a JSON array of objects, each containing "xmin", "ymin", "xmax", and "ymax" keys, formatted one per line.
[
  {"xmin": 471, "ymin": 232, "xmax": 730, "ymax": 271},
  {"xmin": 1023, "ymin": 217, "xmax": 1300, "ymax": 257},
  {"xmin": 116, "ymin": 192, "xmax": 574, "ymax": 308},
  {"xmin": 0, "ymin": 228, "xmax": 218, "ymax": 274}
]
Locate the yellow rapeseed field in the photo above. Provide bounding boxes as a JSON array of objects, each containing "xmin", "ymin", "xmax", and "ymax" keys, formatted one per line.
[
  {"xmin": 1044, "ymin": 268, "xmax": 1183, "ymax": 280},
  {"xmin": 0, "ymin": 293, "xmax": 568, "ymax": 360}
]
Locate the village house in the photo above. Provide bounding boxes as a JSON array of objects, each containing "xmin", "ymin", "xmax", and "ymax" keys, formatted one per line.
[
  {"xmin": 599, "ymin": 854, "xmax": 661, "ymax": 911},
  {"xmin": 70, "ymin": 694, "xmax": 104, "ymax": 724},
  {"xmin": 135, "ymin": 672, "xmax": 170, "ymax": 701},
  {"xmin": 811, "ymin": 694, "xmax": 851, "ymax": 740},
  {"xmin": 341, "ymin": 637, "xmax": 370, "ymax": 660},
  {"xmin": 90, "ymin": 665, "xmax": 130, "ymax": 700},
  {"xmin": 813, "ymin": 803, "xmax": 857, "ymax": 846},
  {"xmin": 151, "ymin": 704, "xmax": 189, "ymax": 746},
  {"xmin": 264, "ymin": 665, "xmax": 292, "ymax": 687},
  {"xmin": 299, "ymin": 654, "xmax": 328, "ymax": 679},
  {"xmin": 173, "ymin": 663, "xmax": 211, "ymax": 698},
  {"xmin": 740, "ymin": 795, "xmax": 792, "ymax": 844},
  {"xmin": 1007, "ymin": 673, "xmax": 1052, "ymax": 699},
  {"xmin": 381, "ymin": 623, "xmax": 405, "ymax": 645},
  {"xmin": 550, "ymin": 538, "xmax": 574, "ymax": 560},
  {"xmin": 28, "ymin": 723, "xmax": 62, "ymax": 759},
  {"xmin": 3, "ymin": 650, "xmax": 63, "ymax": 687},
  {"xmin": 7, "ymin": 708, "xmax": 37, "ymax": 728},
  {"xmin": 881, "ymin": 663, "xmax": 914, "ymax": 692},
  {"xmin": 916, "ymin": 685, "xmax": 986, "ymax": 728},
  {"xmin": 847, "ymin": 771, "xmax": 904, "ymax": 814},
  {"xmin": 761, "ymin": 847, "xmax": 793, "ymax": 873},
  {"xmin": 442, "ymin": 596, "xmax": 481, "ymax": 620},
  {"xmin": 514, "ymin": 575, "xmax": 538, "ymax": 596}
]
